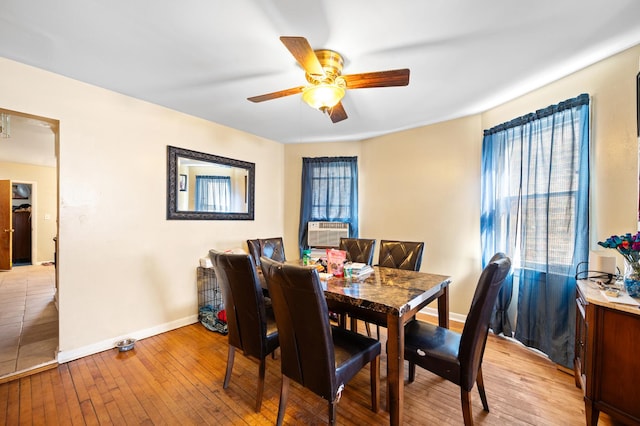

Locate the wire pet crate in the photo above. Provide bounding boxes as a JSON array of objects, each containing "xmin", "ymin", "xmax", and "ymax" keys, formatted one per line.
[{"xmin": 197, "ymin": 267, "xmax": 227, "ymax": 334}]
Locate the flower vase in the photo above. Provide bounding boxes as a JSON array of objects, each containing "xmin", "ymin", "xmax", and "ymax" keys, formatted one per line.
[{"xmin": 623, "ymin": 258, "xmax": 640, "ymax": 298}]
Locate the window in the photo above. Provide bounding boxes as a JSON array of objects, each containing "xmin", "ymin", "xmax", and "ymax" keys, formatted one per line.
[
  {"xmin": 309, "ymin": 165, "xmax": 354, "ymax": 220},
  {"xmin": 505, "ymin": 115, "xmax": 584, "ymax": 274},
  {"xmin": 298, "ymin": 157, "xmax": 358, "ymax": 253},
  {"xmin": 195, "ymin": 175, "xmax": 231, "ymax": 212},
  {"xmin": 480, "ymin": 93, "xmax": 590, "ymax": 368}
]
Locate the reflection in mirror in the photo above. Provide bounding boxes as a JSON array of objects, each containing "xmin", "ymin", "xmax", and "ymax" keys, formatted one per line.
[{"xmin": 167, "ymin": 145, "xmax": 254, "ymax": 220}]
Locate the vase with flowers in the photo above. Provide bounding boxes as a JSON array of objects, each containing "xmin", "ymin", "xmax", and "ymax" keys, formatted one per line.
[{"xmin": 598, "ymin": 232, "xmax": 640, "ymax": 298}]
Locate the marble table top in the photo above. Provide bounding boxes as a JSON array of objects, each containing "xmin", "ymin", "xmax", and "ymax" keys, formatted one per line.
[{"xmin": 280, "ymin": 263, "xmax": 451, "ymax": 317}]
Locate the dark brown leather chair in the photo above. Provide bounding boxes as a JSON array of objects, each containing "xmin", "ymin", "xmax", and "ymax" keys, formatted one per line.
[
  {"xmin": 403, "ymin": 253, "xmax": 511, "ymax": 426},
  {"xmin": 352, "ymin": 240, "xmax": 425, "ymax": 339},
  {"xmin": 377, "ymin": 240, "xmax": 425, "ymax": 271},
  {"xmin": 339, "ymin": 237, "xmax": 376, "ymax": 265},
  {"xmin": 208, "ymin": 249, "xmax": 279, "ymax": 412},
  {"xmin": 260, "ymin": 257, "xmax": 381, "ymax": 426},
  {"xmin": 247, "ymin": 237, "xmax": 286, "ymax": 266},
  {"xmin": 335, "ymin": 238, "xmax": 376, "ymax": 333}
]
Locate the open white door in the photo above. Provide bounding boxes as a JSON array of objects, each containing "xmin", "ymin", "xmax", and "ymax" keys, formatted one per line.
[{"xmin": 0, "ymin": 179, "xmax": 13, "ymax": 270}]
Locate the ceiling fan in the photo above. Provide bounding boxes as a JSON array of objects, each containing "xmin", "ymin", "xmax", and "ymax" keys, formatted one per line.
[{"xmin": 247, "ymin": 36, "xmax": 410, "ymax": 123}]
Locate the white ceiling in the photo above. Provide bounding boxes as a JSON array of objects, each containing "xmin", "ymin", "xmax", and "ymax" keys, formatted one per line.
[{"xmin": 2, "ymin": 0, "xmax": 640, "ymax": 144}]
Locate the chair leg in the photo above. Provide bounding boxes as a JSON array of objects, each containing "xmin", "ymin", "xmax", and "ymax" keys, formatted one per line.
[
  {"xmin": 370, "ymin": 356, "xmax": 380, "ymax": 412},
  {"xmin": 276, "ymin": 376, "xmax": 290, "ymax": 426},
  {"xmin": 461, "ymin": 388, "xmax": 474, "ymax": 426},
  {"xmin": 407, "ymin": 361, "xmax": 416, "ymax": 383},
  {"xmin": 358, "ymin": 321, "xmax": 379, "ymax": 339},
  {"xmin": 365, "ymin": 321, "xmax": 372, "ymax": 337},
  {"xmin": 350, "ymin": 317, "xmax": 359, "ymax": 333},
  {"xmin": 223, "ymin": 346, "xmax": 236, "ymax": 389},
  {"xmin": 328, "ymin": 401, "xmax": 337, "ymax": 426},
  {"xmin": 255, "ymin": 357, "xmax": 266, "ymax": 412},
  {"xmin": 476, "ymin": 366, "xmax": 489, "ymax": 412}
]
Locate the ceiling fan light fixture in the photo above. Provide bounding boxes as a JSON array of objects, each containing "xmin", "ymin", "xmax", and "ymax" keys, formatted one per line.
[
  {"xmin": 302, "ymin": 83, "xmax": 345, "ymax": 111},
  {"xmin": 248, "ymin": 36, "xmax": 409, "ymax": 123}
]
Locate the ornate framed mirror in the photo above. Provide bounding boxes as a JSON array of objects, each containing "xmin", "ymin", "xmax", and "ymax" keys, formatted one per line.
[{"xmin": 167, "ymin": 145, "xmax": 255, "ymax": 220}]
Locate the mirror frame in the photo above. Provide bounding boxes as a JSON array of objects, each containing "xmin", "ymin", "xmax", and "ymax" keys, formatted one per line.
[{"xmin": 167, "ymin": 145, "xmax": 255, "ymax": 220}]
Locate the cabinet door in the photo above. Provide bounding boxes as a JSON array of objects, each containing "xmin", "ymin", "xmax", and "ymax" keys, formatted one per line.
[
  {"xmin": 595, "ymin": 307, "xmax": 640, "ymax": 421},
  {"xmin": 574, "ymin": 297, "xmax": 587, "ymax": 391},
  {"xmin": 12, "ymin": 211, "xmax": 31, "ymax": 262}
]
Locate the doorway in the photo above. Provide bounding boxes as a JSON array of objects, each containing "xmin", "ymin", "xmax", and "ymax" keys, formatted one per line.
[{"xmin": 0, "ymin": 108, "xmax": 59, "ymax": 379}]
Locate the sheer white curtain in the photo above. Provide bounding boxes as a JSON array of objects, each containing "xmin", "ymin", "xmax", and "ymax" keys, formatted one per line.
[{"xmin": 195, "ymin": 176, "xmax": 231, "ymax": 212}]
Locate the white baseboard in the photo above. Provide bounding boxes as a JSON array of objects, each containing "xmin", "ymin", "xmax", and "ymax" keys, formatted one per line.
[
  {"xmin": 57, "ymin": 314, "xmax": 199, "ymax": 364},
  {"xmin": 417, "ymin": 307, "xmax": 466, "ymax": 324},
  {"xmin": 57, "ymin": 308, "xmax": 464, "ymax": 364}
]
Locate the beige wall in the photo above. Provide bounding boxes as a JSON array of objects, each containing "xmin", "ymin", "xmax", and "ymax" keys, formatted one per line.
[
  {"xmin": 0, "ymin": 161, "xmax": 57, "ymax": 263},
  {"xmin": 284, "ymin": 44, "xmax": 640, "ymax": 317},
  {"xmin": 0, "ymin": 57, "xmax": 284, "ymax": 361},
  {"xmin": 285, "ymin": 117, "xmax": 482, "ymax": 316},
  {"xmin": 360, "ymin": 117, "xmax": 483, "ymax": 314}
]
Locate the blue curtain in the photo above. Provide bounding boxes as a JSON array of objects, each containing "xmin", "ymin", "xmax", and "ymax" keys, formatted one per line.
[
  {"xmin": 195, "ymin": 175, "xmax": 231, "ymax": 212},
  {"xmin": 480, "ymin": 94, "xmax": 590, "ymax": 368},
  {"xmin": 480, "ymin": 129, "xmax": 516, "ymax": 337},
  {"xmin": 298, "ymin": 157, "xmax": 358, "ymax": 255}
]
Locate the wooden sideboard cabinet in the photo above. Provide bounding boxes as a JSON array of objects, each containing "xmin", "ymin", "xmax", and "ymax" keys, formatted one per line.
[{"xmin": 575, "ymin": 281, "xmax": 640, "ymax": 425}]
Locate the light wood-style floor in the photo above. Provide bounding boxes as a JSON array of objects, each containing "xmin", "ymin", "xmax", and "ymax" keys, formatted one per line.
[
  {"xmin": 0, "ymin": 264, "xmax": 58, "ymax": 379},
  {"xmin": 0, "ymin": 315, "xmax": 618, "ymax": 425}
]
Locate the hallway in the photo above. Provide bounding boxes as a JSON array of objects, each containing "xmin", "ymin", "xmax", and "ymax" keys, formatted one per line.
[{"xmin": 0, "ymin": 264, "xmax": 57, "ymax": 380}]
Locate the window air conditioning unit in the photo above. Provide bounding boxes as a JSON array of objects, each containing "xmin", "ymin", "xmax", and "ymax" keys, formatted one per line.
[{"xmin": 307, "ymin": 221, "xmax": 349, "ymax": 248}]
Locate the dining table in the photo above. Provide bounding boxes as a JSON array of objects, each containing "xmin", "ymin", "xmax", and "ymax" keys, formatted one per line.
[{"xmin": 260, "ymin": 262, "xmax": 452, "ymax": 426}]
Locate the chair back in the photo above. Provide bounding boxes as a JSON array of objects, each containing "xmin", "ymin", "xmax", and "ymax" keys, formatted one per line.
[
  {"xmin": 339, "ymin": 238, "xmax": 376, "ymax": 265},
  {"xmin": 209, "ymin": 249, "xmax": 273, "ymax": 358},
  {"xmin": 247, "ymin": 239, "xmax": 261, "ymax": 265},
  {"xmin": 378, "ymin": 240, "xmax": 425, "ymax": 271},
  {"xmin": 458, "ymin": 253, "xmax": 511, "ymax": 390},
  {"xmin": 260, "ymin": 257, "xmax": 337, "ymax": 400},
  {"xmin": 247, "ymin": 237, "xmax": 286, "ymax": 266}
]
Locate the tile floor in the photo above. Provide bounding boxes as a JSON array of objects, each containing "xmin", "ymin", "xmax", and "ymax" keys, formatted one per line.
[{"xmin": 0, "ymin": 264, "xmax": 58, "ymax": 378}]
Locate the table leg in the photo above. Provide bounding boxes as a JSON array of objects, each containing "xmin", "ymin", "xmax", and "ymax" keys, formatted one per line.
[
  {"xmin": 386, "ymin": 313, "xmax": 403, "ymax": 425},
  {"xmin": 437, "ymin": 285, "xmax": 449, "ymax": 329}
]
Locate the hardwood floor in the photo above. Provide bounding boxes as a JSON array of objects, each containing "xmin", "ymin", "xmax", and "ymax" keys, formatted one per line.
[{"xmin": 0, "ymin": 318, "xmax": 618, "ymax": 425}]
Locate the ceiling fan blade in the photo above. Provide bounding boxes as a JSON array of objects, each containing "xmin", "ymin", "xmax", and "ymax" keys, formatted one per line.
[
  {"xmin": 342, "ymin": 69, "xmax": 410, "ymax": 89},
  {"xmin": 329, "ymin": 102, "xmax": 348, "ymax": 123},
  {"xmin": 247, "ymin": 86, "xmax": 304, "ymax": 103},
  {"xmin": 280, "ymin": 36, "xmax": 325, "ymax": 77}
]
